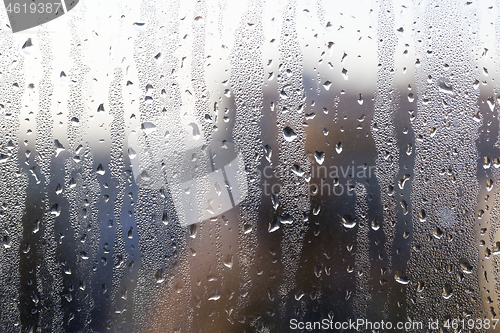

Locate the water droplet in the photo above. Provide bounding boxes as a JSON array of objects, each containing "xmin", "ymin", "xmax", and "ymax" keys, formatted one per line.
[
  {"xmin": 22, "ymin": 38, "xmax": 33, "ymax": 54},
  {"xmin": 314, "ymin": 151, "xmax": 325, "ymax": 165},
  {"xmin": 283, "ymin": 127, "xmax": 297, "ymax": 142},
  {"xmin": 189, "ymin": 224, "xmax": 198, "ymax": 238},
  {"xmin": 357, "ymin": 94, "xmax": 363, "ymax": 105},
  {"xmin": 50, "ymin": 204, "xmax": 61, "ymax": 217},
  {"xmin": 416, "ymin": 281, "xmax": 424, "ymax": 292},
  {"xmin": 438, "ymin": 78, "xmax": 454, "ymax": 95},
  {"xmin": 295, "ymin": 290, "xmax": 305, "ymax": 300},
  {"xmin": 406, "ymin": 143, "xmax": 412, "ymax": 156},
  {"xmin": 128, "ymin": 147, "xmax": 137, "ymax": 160},
  {"xmin": 432, "ymin": 226, "xmax": 443, "ymax": 239},
  {"xmin": 493, "ymin": 242, "xmax": 500, "ymax": 255},
  {"xmin": 223, "ymin": 255, "xmax": 233, "ymax": 269},
  {"xmin": 268, "ymin": 217, "xmax": 280, "ymax": 232},
  {"xmin": 418, "ymin": 209, "xmax": 426, "ymax": 222},
  {"xmin": 400, "ymin": 200, "xmax": 408, "ymax": 215},
  {"xmin": 279, "ymin": 214, "xmax": 293, "ymax": 224},
  {"xmin": 341, "ymin": 215, "xmax": 356, "ymax": 229},
  {"xmin": 155, "ymin": 268, "xmax": 165, "ymax": 284},
  {"xmin": 460, "ymin": 259, "xmax": 472, "ymax": 274},
  {"xmin": 395, "ymin": 271, "xmax": 409, "ymax": 285},
  {"xmin": 33, "ymin": 220, "xmax": 40, "ymax": 234},
  {"xmin": 483, "ymin": 156, "xmax": 491, "ymax": 169},
  {"xmin": 3, "ymin": 235, "xmax": 11, "ymax": 248},
  {"xmin": 398, "ymin": 174, "xmax": 411, "ymax": 189},
  {"xmin": 487, "ymin": 96, "xmax": 495, "ymax": 111},
  {"xmin": 189, "ymin": 122, "xmax": 201, "ymax": 140},
  {"xmin": 271, "ymin": 193, "xmax": 279, "ymax": 210},
  {"xmin": 264, "ymin": 145, "xmax": 272, "ymax": 163},
  {"xmin": 208, "ymin": 289, "xmax": 220, "ymax": 301},
  {"xmin": 243, "ymin": 224, "xmax": 253, "ymax": 234},
  {"xmin": 96, "ymin": 164, "xmax": 105, "ymax": 175},
  {"xmin": 291, "ymin": 164, "xmax": 305, "ymax": 177},
  {"xmin": 140, "ymin": 170, "xmax": 150, "ymax": 181},
  {"xmin": 335, "ymin": 142, "xmax": 343, "ymax": 154},
  {"xmin": 133, "ymin": 22, "xmax": 146, "ymax": 32},
  {"xmin": 54, "ymin": 139, "xmax": 65, "ymax": 157},
  {"xmin": 341, "ymin": 68, "xmax": 348, "ymax": 80},
  {"xmin": 162, "ymin": 212, "xmax": 169, "ymax": 225},
  {"xmin": 141, "ymin": 122, "xmax": 157, "ymax": 135},
  {"xmin": 442, "ymin": 284, "xmax": 453, "ymax": 299}
]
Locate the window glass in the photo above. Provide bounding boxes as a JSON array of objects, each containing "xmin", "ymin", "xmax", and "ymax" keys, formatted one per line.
[{"xmin": 0, "ymin": 0, "xmax": 498, "ymax": 332}]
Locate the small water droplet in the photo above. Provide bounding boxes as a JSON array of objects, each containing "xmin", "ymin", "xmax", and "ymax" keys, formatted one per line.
[
  {"xmin": 341, "ymin": 68, "xmax": 348, "ymax": 80},
  {"xmin": 96, "ymin": 164, "xmax": 105, "ymax": 175},
  {"xmin": 335, "ymin": 142, "xmax": 343, "ymax": 154},
  {"xmin": 357, "ymin": 94, "xmax": 363, "ymax": 105},
  {"xmin": 128, "ymin": 147, "xmax": 137, "ymax": 159},
  {"xmin": 295, "ymin": 290, "xmax": 305, "ymax": 301},
  {"xmin": 223, "ymin": 255, "xmax": 233, "ymax": 269},
  {"xmin": 418, "ymin": 209, "xmax": 426, "ymax": 222}
]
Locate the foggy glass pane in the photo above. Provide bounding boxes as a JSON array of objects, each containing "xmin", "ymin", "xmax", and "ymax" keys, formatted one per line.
[{"xmin": 0, "ymin": 0, "xmax": 499, "ymax": 332}]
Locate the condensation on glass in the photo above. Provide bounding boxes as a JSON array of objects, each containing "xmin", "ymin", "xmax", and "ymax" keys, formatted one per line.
[{"xmin": 0, "ymin": 0, "xmax": 499, "ymax": 332}]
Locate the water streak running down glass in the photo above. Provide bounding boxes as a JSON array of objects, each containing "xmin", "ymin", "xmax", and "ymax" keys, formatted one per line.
[{"xmin": 0, "ymin": 0, "xmax": 499, "ymax": 332}]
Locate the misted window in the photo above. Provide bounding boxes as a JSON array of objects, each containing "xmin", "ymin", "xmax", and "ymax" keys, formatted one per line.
[{"xmin": 0, "ymin": 0, "xmax": 499, "ymax": 332}]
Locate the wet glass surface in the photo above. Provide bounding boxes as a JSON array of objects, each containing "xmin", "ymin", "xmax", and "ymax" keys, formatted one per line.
[{"xmin": 1, "ymin": 0, "xmax": 500, "ymax": 332}]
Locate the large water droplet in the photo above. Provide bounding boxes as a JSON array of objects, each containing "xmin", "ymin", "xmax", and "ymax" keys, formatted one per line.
[
  {"xmin": 395, "ymin": 271, "xmax": 409, "ymax": 285},
  {"xmin": 141, "ymin": 122, "xmax": 157, "ymax": 135},
  {"xmin": 189, "ymin": 123, "xmax": 201, "ymax": 140},
  {"xmin": 283, "ymin": 127, "xmax": 297, "ymax": 142},
  {"xmin": 341, "ymin": 215, "xmax": 356, "ymax": 229},
  {"xmin": 314, "ymin": 151, "xmax": 325, "ymax": 165}
]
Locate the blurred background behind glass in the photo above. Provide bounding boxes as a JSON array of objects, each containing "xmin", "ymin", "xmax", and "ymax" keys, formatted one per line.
[{"xmin": 0, "ymin": 0, "xmax": 499, "ymax": 332}]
